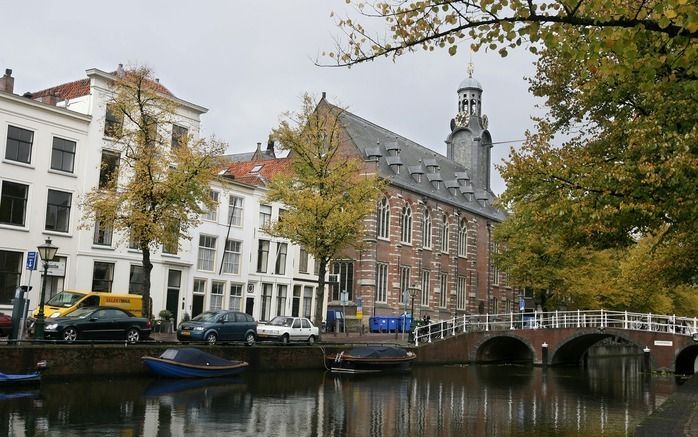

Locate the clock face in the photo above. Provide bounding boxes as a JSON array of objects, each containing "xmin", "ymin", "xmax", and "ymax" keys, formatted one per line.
[
  {"xmin": 455, "ymin": 111, "xmax": 469, "ymax": 127},
  {"xmin": 481, "ymin": 114, "xmax": 489, "ymax": 129}
]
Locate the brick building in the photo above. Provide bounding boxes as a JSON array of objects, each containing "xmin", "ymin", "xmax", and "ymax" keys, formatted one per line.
[{"xmin": 230, "ymin": 67, "xmax": 517, "ymax": 324}]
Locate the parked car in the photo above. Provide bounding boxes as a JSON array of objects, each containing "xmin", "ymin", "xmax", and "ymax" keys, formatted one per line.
[
  {"xmin": 257, "ymin": 316, "xmax": 319, "ymax": 345},
  {"xmin": 42, "ymin": 307, "xmax": 151, "ymax": 343},
  {"xmin": 177, "ymin": 310, "xmax": 257, "ymax": 346},
  {"xmin": 0, "ymin": 312, "xmax": 12, "ymax": 337}
]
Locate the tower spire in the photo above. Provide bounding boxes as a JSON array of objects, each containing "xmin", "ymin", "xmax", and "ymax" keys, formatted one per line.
[{"xmin": 467, "ymin": 56, "xmax": 474, "ymax": 79}]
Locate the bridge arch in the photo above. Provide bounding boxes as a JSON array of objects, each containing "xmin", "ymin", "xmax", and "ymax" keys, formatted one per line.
[
  {"xmin": 675, "ymin": 345, "xmax": 698, "ymax": 375},
  {"xmin": 550, "ymin": 332, "xmax": 641, "ymax": 366},
  {"xmin": 475, "ymin": 335, "xmax": 534, "ymax": 364}
]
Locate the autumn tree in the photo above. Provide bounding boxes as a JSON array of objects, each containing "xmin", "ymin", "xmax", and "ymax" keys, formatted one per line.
[
  {"xmin": 264, "ymin": 94, "xmax": 386, "ymax": 329},
  {"xmin": 82, "ymin": 66, "xmax": 225, "ymax": 318},
  {"xmin": 327, "ymin": 1, "xmax": 698, "ymax": 310}
]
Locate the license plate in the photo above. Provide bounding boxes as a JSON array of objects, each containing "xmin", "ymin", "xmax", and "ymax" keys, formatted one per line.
[{"xmin": 181, "ymin": 331, "xmax": 190, "ymax": 336}]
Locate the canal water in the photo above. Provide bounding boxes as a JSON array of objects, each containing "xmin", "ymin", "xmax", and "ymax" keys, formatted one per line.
[{"xmin": 0, "ymin": 355, "xmax": 680, "ymax": 437}]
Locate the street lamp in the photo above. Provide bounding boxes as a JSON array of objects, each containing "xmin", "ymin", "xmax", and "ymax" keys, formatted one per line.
[
  {"xmin": 408, "ymin": 284, "xmax": 420, "ymax": 325},
  {"xmin": 35, "ymin": 238, "xmax": 58, "ymax": 340}
]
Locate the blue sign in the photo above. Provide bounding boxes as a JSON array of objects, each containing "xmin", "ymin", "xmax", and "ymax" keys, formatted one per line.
[
  {"xmin": 519, "ymin": 297, "xmax": 525, "ymax": 312},
  {"xmin": 26, "ymin": 251, "xmax": 37, "ymax": 271}
]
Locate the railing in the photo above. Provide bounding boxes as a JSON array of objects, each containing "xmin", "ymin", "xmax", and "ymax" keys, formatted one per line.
[{"xmin": 412, "ymin": 310, "xmax": 698, "ymax": 346}]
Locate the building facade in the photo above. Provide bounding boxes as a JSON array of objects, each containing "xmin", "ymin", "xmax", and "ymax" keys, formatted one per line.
[{"xmin": 0, "ymin": 66, "xmax": 321, "ymax": 325}]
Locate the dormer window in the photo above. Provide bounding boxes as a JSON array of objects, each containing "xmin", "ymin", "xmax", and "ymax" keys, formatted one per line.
[
  {"xmin": 426, "ymin": 172, "xmax": 443, "ymax": 190},
  {"xmin": 408, "ymin": 165, "xmax": 424, "ymax": 183},
  {"xmin": 385, "ymin": 156, "xmax": 403, "ymax": 174},
  {"xmin": 250, "ymin": 164, "xmax": 263, "ymax": 174},
  {"xmin": 423, "ymin": 158, "xmax": 439, "ymax": 173},
  {"xmin": 385, "ymin": 140, "xmax": 401, "ymax": 156}
]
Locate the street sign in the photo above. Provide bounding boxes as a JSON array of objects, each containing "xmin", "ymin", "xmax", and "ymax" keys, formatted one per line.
[
  {"xmin": 519, "ymin": 297, "xmax": 525, "ymax": 312},
  {"xmin": 26, "ymin": 251, "xmax": 37, "ymax": 271},
  {"xmin": 340, "ymin": 291, "xmax": 348, "ymax": 305}
]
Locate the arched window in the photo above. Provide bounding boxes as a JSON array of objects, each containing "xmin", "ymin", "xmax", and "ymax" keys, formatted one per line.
[
  {"xmin": 377, "ymin": 197, "xmax": 390, "ymax": 239},
  {"xmin": 400, "ymin": 205, "xmax": 412, "ymax": 244},
  {"xmin": 422, "ymin": 208, "xmax": 431, "ymax": 248},
  {"xmin": 458, "ymin": 218, "xmax": 468, "ymax": 257},
  {"xmin": 440, "ymin": 214, "xmax": 449, "ymax": 253}
]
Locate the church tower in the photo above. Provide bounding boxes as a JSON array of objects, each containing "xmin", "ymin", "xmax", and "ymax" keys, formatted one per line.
[{"xmin": 446, "ymin": 62, "xmax": 493, "ymax": 200}]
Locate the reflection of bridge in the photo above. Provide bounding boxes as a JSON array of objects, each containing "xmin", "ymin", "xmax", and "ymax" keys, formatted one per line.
[{"xmin": 413, "ymin": 310, "xmax": 698, "ymax": 373}]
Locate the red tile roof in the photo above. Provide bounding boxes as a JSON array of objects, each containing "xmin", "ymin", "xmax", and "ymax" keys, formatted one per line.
[
  {"xmin": 224, "ymin": 158, "xmax": 292, "ymax": 187},
  {"xmin": 32, "ymin": 78, "xmax": 90, "ymax": 100},
  {"xmin": 31, "ymin": 70, "xmax": 174, "ymax": 100}
]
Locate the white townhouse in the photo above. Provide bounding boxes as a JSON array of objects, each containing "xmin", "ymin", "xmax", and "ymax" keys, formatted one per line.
[
  {"xmin": 0, "ymin": 69, "xmax": 91, "ymax": 313},
  {"xmin": 218, "ymin": 158, "xmax": 327, "ymax": 320},
  {"xmin": 0, "ymin": 65, "xmax": 325, "ymax": 325}
]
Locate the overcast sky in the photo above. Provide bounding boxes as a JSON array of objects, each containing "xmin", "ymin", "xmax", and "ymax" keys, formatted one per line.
[{"xmin": 1, "ymin": 1, "xmax": 539, "ymax": 194}]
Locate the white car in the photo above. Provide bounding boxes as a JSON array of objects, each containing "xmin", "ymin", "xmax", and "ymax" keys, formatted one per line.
[{"xmin": 257, "ymin": 316, "xmax": 319, "ymax": 345}]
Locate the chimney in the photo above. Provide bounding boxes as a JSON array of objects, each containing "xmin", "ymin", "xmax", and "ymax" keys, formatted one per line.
[
  {"xmin": 266, "ymin": 136, "xmax": 275, "ymax": 157},
  {"xmin": 256, "ymin": 142, "xmax": 262, "ymax": 153},
  {"xmin": 116, "ymin": 63, "xmax": 125, "ymax": 77},
  {"xmin": 40, "ymin": 91, "xmax": 60, "ymax": 106},
  {"xmin": 0, "ymin": 69, "xmax": 14, "ymax": 93}
]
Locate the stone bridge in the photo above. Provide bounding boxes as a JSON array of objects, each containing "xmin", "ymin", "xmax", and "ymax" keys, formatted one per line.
[{"xmin": 411, "ymin": 310, "xmax": 698, "ymax": 373}]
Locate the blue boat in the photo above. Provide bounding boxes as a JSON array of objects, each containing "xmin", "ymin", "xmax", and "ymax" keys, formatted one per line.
[
  {"xmin": 0, "ymin": 361, "xmax": 47, "ymax": 387},
  {"xmin": 142, "ymin": 348, "xmax": 248, "ymax": 378}
]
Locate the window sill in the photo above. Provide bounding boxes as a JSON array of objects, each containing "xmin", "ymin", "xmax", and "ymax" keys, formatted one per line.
[
  {"xmin": 0, "ymin": 223, "xmax": 29, "ymax": 232},
  {"xmin": 1, "ymin": 159, "xmax": 34, "ymax": 169},
  {"xmin": 42, "ymin": 230, "xmax": 72, "ymax": 238},
  {"xmin": 377, "ymin": 236, "xmax": 390, "ymax": 242},
  {"xmin": 47, "ymin": 169, "xmax": 77, "ymax": 178},
  {"xmin": 161, "ymin": 253, "xmax": 180, "ymax": 259},
  {"xmin": 91, "ymin": 244, "xmax": 115, "ymax": 251}
]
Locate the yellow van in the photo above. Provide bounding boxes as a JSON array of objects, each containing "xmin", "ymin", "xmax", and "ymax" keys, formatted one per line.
[{"xmin": 31, "ymin": 290, "xmax": 144, "ymax": 319}]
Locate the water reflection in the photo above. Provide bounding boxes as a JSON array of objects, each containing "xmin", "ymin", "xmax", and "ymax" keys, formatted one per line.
[{"xmin": 0, "ymin": 356, "xmax": 677, "ymax": 437}]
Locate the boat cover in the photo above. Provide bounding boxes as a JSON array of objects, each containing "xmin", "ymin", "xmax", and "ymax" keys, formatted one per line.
[
  {"xmin": 159, "ymin": 348, "xmax": 235, "ymax": 367},
  {"xmin": 346, "ymin": 346, "xmax": 410, "ymax": 358}
]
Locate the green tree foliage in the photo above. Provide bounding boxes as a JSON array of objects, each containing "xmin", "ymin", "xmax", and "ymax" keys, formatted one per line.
[
  {"xmin": 82, "ymin": 66, "xmax": 226, "ymax": 317},
  {"xmin": 265, "ymin": 94, "xmax": 386, "ymax": 328},
  {"xmin": 328, "ymin": 1, "xmax": 697, "ymax": 312}
]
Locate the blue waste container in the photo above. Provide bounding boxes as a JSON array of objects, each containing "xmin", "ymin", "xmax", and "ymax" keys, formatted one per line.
[
  {"xmin": 398, "ymin": 314, "xmax": 413, "ymax": 332},
  {"xmin": 387, "ymin": 317, "xmax": 399, "ymax": 333},
  {"xmin": 369, "ymin": 317, "xmax": 390, "ymax": 333}
]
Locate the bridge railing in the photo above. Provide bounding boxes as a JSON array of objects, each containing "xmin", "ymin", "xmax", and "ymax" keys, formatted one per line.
[{"xmin": 412, "ymin": 309, "xmax": 698, "ymax": 346}]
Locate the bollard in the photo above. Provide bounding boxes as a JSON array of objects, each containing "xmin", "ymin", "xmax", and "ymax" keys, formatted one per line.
[
  {"xmin": 541, "ymin": 342, "xmax": 549, "ymax": 367},
  {"xmin": 643, "ymin": 346, "xmax": 651, "ymax": 373}
]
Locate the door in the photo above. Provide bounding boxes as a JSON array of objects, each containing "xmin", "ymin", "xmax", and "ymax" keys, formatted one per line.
[
  {"xmin": 166, "ymin": 270, "xmax": 181, "ymax": 323},
  {"xmin": 192, "ymin": 294, "xmax": 204, "ymax": 318},
  {"xmin": 81, "ymin": 309, "xmax": 111, "ymax": 339},
  {"xmin": 245, "ymin": 297, "xmax": 255, "ymax": 317}
]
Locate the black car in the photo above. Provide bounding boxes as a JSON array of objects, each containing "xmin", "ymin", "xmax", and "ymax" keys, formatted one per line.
[
  {"xmin": 177, "ymin": 310, "xmax": 257, "ymax": 345},
  {"xmin": 43, "ymin": 307, "xmax": 152, "ymax": 343}
]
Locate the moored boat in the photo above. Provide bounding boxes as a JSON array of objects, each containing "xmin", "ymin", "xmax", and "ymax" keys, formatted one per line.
[
  {"xmin": 142, "ymin": 348, "xmax": 248, "ymax": 378},
  {"xmin": 325, "ymin": 346, "xmax": 416, "ymax": 374},
  {"xmin": 0, "ymin": 361, "xmax": 47, "ymax": 387}
]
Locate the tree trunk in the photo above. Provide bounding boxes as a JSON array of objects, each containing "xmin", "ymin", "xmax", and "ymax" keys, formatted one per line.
[
  {"xmin": 141, "ymin": 244, "xmax": 153, "ymax": 319},
  {"xmin": 314, "ymin": 259, "xmax": 328, "ymax": 333}
]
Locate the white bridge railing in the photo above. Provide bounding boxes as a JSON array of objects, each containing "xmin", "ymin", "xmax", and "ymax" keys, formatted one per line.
[{"xmin": 412, "ymin": 310, "xmax": 698, "ymax": 346}]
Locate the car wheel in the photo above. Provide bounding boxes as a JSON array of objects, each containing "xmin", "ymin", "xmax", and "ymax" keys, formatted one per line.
[
  {"xmin": 63, "ymin": 327, "xmax": 78, "ymax": 343},
  {"xmin": 281, "ymin": 334, "xmax": 290, "ymax": 345},
  {"xmin": 126, "ymin": 328, "xmax": 140, "ymax": 344},
  {"xmin": 206, "ymin": 332, "xmax": 218, "ymax": 345},
  {"xmin": 307, "ymin": 335, "xmax": 316, "ymax": 345},
  {"xmin": 245, "ymin": 332, "xmax": 256, "ymax": 346}
]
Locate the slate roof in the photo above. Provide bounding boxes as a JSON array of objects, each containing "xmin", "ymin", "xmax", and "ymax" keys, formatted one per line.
[{"xmin": 331, "ymin": 102, "xmax": 506, "ymax": 221}]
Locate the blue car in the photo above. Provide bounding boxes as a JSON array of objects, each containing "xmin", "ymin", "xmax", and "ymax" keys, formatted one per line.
[{"xmin": 177, "ymin": 310, "xmax": 257, "ymax": 346}]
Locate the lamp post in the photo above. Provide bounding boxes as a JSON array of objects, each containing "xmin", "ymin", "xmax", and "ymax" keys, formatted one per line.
[
  {"xmin": 408, "ymin": 285, "xmax": 420, "ymax": 326},
  {"xmin": 35, "ymin": 238, "xmax": 58, "ymax": 340}
]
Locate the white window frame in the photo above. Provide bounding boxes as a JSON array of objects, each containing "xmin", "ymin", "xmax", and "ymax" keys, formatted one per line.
[
  {"xmin": 376, "ymin": 263, "xmax": 388, "ymax": 303},
  {"xmin": 197, "ymin": 235, "xmax": 217, "ymax": 272}
]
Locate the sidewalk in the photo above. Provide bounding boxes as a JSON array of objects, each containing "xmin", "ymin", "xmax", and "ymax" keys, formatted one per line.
[{"xmin": 150, "ymin": 330, "xmax": 413, "ymax": 345}]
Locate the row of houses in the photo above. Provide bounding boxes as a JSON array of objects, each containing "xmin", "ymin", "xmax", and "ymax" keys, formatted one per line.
[{"xmin": 0, "ymin": 64, "xmax": 517, "ymax": 326}]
